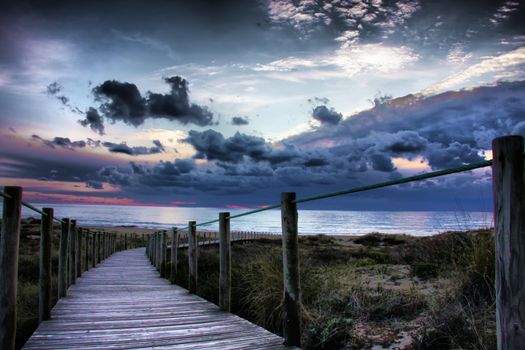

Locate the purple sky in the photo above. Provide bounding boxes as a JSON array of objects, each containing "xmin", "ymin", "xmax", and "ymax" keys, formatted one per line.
[{"xmin": 1, "ymin": 0, "xmax": 524, "ymax": 210}]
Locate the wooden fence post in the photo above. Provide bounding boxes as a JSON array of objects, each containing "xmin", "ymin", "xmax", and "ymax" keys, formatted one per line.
[
  {"xmin": 0, "ymin": 186, "xmax": 22, "ymax": 350},
  {"xmin": 219, "ymin": 212, "xmax": 231, "ymax": 311},
  {"xmin": 92, "ymin": 232, "xmax": 97, "ymax": 267},
  {"xmin": 171, "ymin": 228, "xmax": 178, "ymax": 284},
  {"xmin": 58, "ymin": 218, "xmax": 70, "ymax": 298},
  {"xmin": 77, "ymin": 227, "xmax": 83, "ymax": 277},
  {"xmin": 39, "ymin": 207, "xmax": 53, "ymax": 323},
  {"xmin": 281, "ymin": 192, "xmax": 301, "ymax": 347},
  {"xmin": 124, "ymin": 233, "xmax": 128, "ymax": 250},
  {"xmin": 69, "ymin": 220, "xmax": 76, "ymax": 285},
  {"xmin": 161, "ymin": 230, "xmax": 167, "ymax": 278},
  {"xmin": 492, "ymin": 135, "xmax": 525, "ymax": 349},
  {"xmin": 85, "ymin": 230, "xmax": 90, "ymax": 271},
  {"xmin": 188, "ymin": 221, "xmax": 198, "ymax": 294}
]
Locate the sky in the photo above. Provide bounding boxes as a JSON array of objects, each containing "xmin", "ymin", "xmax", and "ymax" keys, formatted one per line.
[{"xmin": 1, "ymin": 0, "xmax": 524, "ymax": 211}]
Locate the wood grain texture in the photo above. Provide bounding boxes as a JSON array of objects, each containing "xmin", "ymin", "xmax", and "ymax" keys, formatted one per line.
[
  {"xmin": 0, "ymin": 186, "xmax": 22, "ymax": 350},
  {"xmin": 280, "ymin": 192, "xmax": 301, "ymax": 347},
  {"xmin": 492, "ymin": 135, "xmax": 525, "ymax": 349},
  {"xmin": 23, "ymin": 248, "xmax": 295, "ymax": 349}
]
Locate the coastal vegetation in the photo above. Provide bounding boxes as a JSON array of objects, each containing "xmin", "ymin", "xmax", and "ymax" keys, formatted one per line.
[{"xmin": 15, "ymin": 219, "xmax": 495, "ymax": 349}]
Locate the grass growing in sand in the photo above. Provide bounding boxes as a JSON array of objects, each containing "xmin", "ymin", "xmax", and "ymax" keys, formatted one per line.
[{"xmin": 167, "ymin": 230, "xmax": 496, "ymax": 349}]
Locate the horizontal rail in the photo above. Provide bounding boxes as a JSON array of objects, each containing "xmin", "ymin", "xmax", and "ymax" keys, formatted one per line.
[
  {"xmin": 180, "ymin": 158, "xmax": 495, "ymax": 229},
  {"xmin": 295, "ymin": 159, "xmax": 493, "ymax": 204},
  {"xmin": 2, "ymin": 187, "xmax": 66, "ymax": 224},
  {"xmin": 0, "ymin": 191, "xmax": 12, "ymax": 200}
]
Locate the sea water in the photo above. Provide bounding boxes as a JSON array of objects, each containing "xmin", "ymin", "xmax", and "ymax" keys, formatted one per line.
[{"xmin": 16, "ymin": 204, "xmax": 492, "ymax": 236}]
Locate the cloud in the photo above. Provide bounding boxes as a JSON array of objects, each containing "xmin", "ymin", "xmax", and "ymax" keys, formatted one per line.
[
  {"xmin": 184, "ymin": 129, "xmax": 301, "ymax": 165},
  {"xmin": 312, "ymin": 105, "xmax": 342, "ymax": 125},
  {"xmin": 32, "ymin": 135, "xmax": 87, "ymax": 149},
  {"xmin": 79, "ymin": 108, "xmax": 106, "ymax": 135},
  {"xmin": 46, "ymin": 82, "xmax": 82, "ymax": 114},
  {"xmin": 102, "ymin": 140, "xmax": 165, "ymax": 156},
  {"xmin": 231, "ymin": 116, "xmax": 249, "ymax": 125},
  {"xmin": 83, "ymin": 76, "xmax": 214, "ymax": 132},
  {"xmin": 93, "ymin": 80, "xmax": 147, "ymax": 125},
  {"xmin": 423, "ymin": 47, "xmax": 525, "ymax": 95},
  {"xmin": 290, "ymin": 80, "xmax": 525, "ymax": 171},
  {"xmin": 85, "ymin": 180, "xmax": 104, "ymax": 189}
]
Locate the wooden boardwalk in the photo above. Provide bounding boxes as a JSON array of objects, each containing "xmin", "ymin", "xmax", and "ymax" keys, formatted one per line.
[{"xmin": 23, "ymin": 248, "xmax": 295, "ymax": 349}]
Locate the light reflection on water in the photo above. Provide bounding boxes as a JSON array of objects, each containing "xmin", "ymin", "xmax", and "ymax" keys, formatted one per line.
[{"xmin": 12, "ymin": 203, "xmax": 493, "ymax": 236}]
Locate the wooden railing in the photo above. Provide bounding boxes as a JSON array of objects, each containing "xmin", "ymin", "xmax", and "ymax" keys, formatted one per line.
[
  {"xmin": 147, "ymin": 135, "xmax": 525, "ymax": 349},
  {"xmin": 0, "ymin": 199, "xmax": 146, "ymax": 349}
]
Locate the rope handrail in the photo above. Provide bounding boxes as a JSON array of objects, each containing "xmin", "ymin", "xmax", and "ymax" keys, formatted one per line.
[
  {"xmin": 2, "ymin": 187, "xmax": 66, "ymax": 224},
  {"xmin": 179, "ymin": 158, "xmax": 498, "ymax": 230}
]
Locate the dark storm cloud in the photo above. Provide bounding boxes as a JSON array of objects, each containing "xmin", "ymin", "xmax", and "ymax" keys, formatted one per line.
[
  {"xmin": 102, "ymin": 140, "xmax": 165, "ymax": 156},
  {"xmin": 93, "ymin": 80, "xmax": 147, "ymax": 125},
  {"xmin": 84, "ymin": 76, "xmax": 214, "ymax": 133},
  {"xmin": 32, "ymin": 135, "xmax": 87, "ymax": 149},
  {"xmin": 312, "ymin": 105, "xmax": 342, "ymax": 125},
  {"xmin": 85, "ymin": 180, "xmax": 104, "ymax": 190},
  {"xmin": 291, "ymin": 80, "xmax": 525, "ymax": 171},
  {"xmin": 231, "ymin": 116, "xmax": 250, "ymax": 125},
  {"xmin": 147, "ymin": 76, "xmax": 214, "ymax": 126},
  {"xmin": 184, "ymin": 129, "xmax": 300, "ymax": 164},
  {"xmin": 79, "ymin": 108, "xmax": 106, "ymax": 135},
  {"xmin": 97, "ymin": 166, "xmax": 132, "ymax": 186}
]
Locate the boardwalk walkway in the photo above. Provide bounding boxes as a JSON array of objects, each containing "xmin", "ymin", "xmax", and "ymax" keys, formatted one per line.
[{"xmin": 24, "ymin": 248, "xmax": 294, "ymax": 349}]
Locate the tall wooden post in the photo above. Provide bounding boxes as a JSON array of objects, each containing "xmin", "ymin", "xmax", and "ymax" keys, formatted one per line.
[
  {"xmin": 92, "ymin": 232, "xmax": 97, "ymax": 267},
  {"xmin": 0, "ymin": 186, "xmax": 22, "ymax": 350},
  {"xmin": 188, "ymin": 221, "xmax": 198, "ymax": 294},
  {"xmin": 281, "ymin": 192, "xmax": 301, "ymax": 347},
  {"xmin": 492, "ymin": 135, "xmax": 525, "ymax": 349},
  {"xmin": 85, "ymin": 230, "xmax": 90, "ymax": 271},
  {"xmin": 160, "ymin": 231, "xmax": 167, "ymax": 278},
  {"xmin": 219, "ymin": 212, "xmax": 231, "ymax": 311},
  {"xmin": 77, "ymin": 227, "xmax": 82, "ymax": 277},
  {"xmin": 69, "ymin": 220, "xmax": 76, "ymax": 285},
  {"xmin": 125, "ymin": 233, "xmax": 128, "ymax": 250},
  {"xmin": 58, "ymin": 218, "xmax": 70, "ymax": 298},
  {"xmin": 171, "ymin": 228, "xmax": 178, "ymax": 284},
  {"xmin": 39, "ymin": 207, "xmax": 53, "ymax": 323}
]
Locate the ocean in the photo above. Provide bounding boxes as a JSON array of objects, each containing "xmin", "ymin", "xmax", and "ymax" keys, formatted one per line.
[{"xmin": 14, "ymin": 204, "xmax": 493, "ymax": 236}]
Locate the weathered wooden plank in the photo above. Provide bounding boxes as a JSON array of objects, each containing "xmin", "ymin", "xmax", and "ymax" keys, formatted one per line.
[
  {"xmin": 24, "ymin": 248, "xmax": 293, "ymax": 349},
  {"xmin": 0, "ymin": 186, "xmax": 22, "ymax": 350},
  {"xmin": 219, "ymin": 212, "xmax": 231, "ymax": 311},
  {"xmin": 492, "ymin": 135, "xmax": 525, "ymax": 349},
  {"xmin": 39, "ymin": 208, "xmax": 53, "ymax": 323},
  {"xmin": 281, "ymin": 192, "xmax": 301, "ymax": 347}
]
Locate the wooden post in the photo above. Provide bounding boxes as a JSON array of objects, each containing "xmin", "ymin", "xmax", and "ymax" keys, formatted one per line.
[
  {"xmin": 188, "ymin": 221, "xmax": 198, "ymax": 294},
  {"xmin": 281, "ymin": 192, "xmax": 301, "ymax": 347},
  {"xmin": 85, "ymin": 230, "xmax": 90, "ymax": 271},
  {"xmin": 70, "ymin": 220, "xmax": 76, "ymax": 285},
  {"xmin": 160, "ymin": 230, "xmax": 167, "ymax": 278},
  {"xmin": 492, "ymin": 135, "xmax": 525, "ymax": 349},
  {"xmin": 92, "ymin": 232, "xmax": 97, "ymax": 267},
  {"xmin": 219, "ymin": 212, "xmax": 231, "ymax": 311},
  {"xmin": 0, "ymin": 186, "xmax": 22, "ymax": 350},
  {"xmin": 77, "ymin": 227, "xmax": 83, "ymax": 276},
  {"xmin": 125, "ymin": 233, "xmax": 128, "ymax": 250},
  {"xmin": 58, "ymin": 218, "xmax": 70, "ymax": 298},
  {"xmin": 39, "ymin": 208, "xmax": 53, "ymax": 323},
  {"xmin": 170, "ymin": 228, "xmax": 178, "ymax": 284}
]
